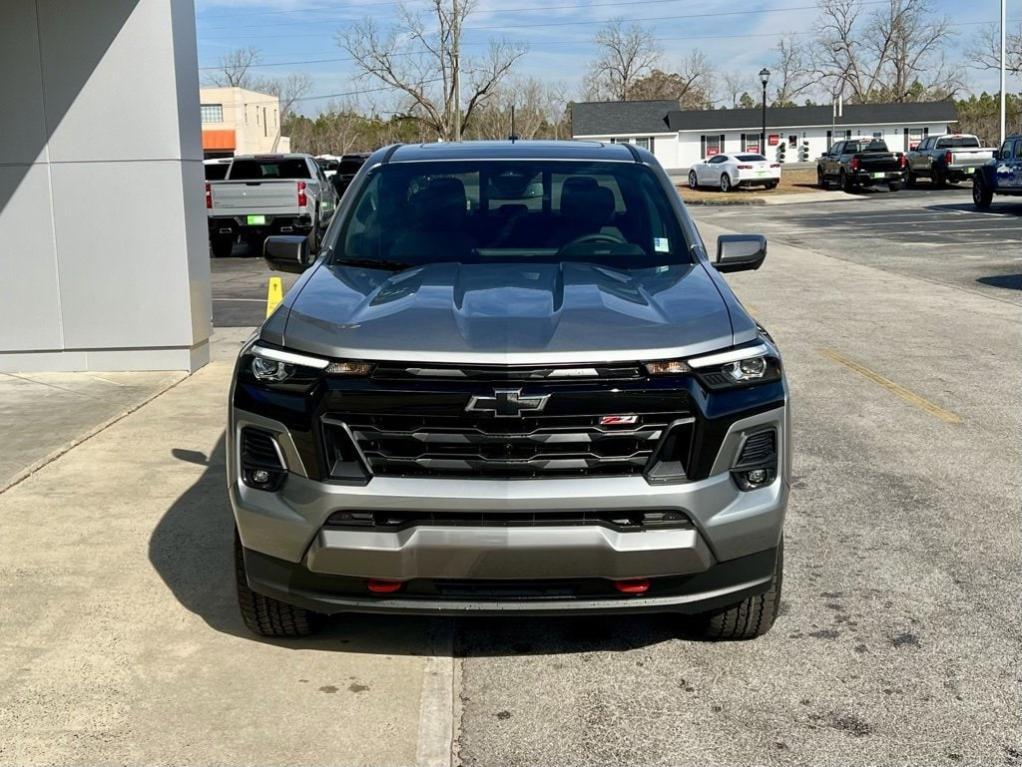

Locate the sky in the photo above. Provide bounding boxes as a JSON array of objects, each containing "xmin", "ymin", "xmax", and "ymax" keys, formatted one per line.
[{"xmin": 193, "ymin": 0, "xmax": 1019, "ymax": 116}]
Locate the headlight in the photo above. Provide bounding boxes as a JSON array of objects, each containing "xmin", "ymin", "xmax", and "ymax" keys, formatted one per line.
[
  {"xmin": 644, "ymin": 344, "xmax": 781, "ymax": 389},
  {"xmin": 245, "ymin": 343, "xmax": 373, "ymax": 385},
  {"xmin": 252, "ymin": 356, "xmax": 294, "ymax": 382},
  {"xmin": 723, "ymin": 356, "xmax": 768, "ymax": 382}
]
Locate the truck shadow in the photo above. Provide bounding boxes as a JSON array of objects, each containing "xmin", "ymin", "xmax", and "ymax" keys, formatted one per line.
[{"xmin": 149, "ymin": 435, "xmax": 689, "ymax": 657}]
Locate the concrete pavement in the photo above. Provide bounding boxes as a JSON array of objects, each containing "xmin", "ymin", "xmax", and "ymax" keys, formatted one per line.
[{"xmin": 0, "ymin": 329, "xmax": 440, "ymax": 767}]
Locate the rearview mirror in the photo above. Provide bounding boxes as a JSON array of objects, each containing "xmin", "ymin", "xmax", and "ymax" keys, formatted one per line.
[
  {"xmin": 264, "ymin": 235, "xmax": 313, "ymax": 274},
  {"xmin": 714, "ymin": 235, "xmax": 767, "ymax": 273}
]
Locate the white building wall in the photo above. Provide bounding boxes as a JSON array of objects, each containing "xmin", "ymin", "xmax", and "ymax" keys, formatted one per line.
[
  {"xmin": 668, "ymin": 121, "xmax": 953, "ymax": 170},
  {"xmin": 0, "ymin": 0, "xmax": 210, "ymax": 371}
]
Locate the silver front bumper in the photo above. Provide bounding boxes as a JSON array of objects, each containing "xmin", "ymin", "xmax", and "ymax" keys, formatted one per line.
[
  {"xmin": 229, "ymin": 405, "xmax": 789, "ymax": 582},
  {"xmin": 307, "ymin": 525, "xmax": 713, "ymax": 580}
]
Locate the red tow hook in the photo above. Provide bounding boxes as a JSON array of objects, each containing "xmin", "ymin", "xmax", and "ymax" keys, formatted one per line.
[
  {"xmin": 367, "ymin": 579, "xmax": 403, "ymax": 594},
  {"xmin": 613, "ymin": 579, "xmax": 651, "ymax": 595}
]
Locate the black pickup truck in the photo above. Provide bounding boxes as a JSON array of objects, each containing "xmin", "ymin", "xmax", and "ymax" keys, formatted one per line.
[{"xmin": 817, "ymin": 139, "xmax": 907, "ymax": 192}]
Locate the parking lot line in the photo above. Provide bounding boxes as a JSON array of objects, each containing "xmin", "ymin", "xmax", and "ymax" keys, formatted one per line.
[{"xmin": 820, "ymin": 348, "xmax": 962, "ymax": 423}]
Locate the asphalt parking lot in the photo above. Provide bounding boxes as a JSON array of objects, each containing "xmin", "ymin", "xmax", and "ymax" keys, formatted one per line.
[
  {"xmin": 697, "ymin": 186, "xmax": 1022, "ymax": 300},
  {"xmin": 3, "ymin": 190, "xmax": 1017, "ymax": 765}
]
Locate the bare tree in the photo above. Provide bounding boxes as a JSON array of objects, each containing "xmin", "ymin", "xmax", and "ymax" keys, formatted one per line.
[
  {"xmin": 809, "ymin": 0, "xmax": 961, "ymax": 103},
  {"xmin": 256, "ymin": 73, "xmax": 313, "ymax": 124},
  {"xmin": 465, "ymin": 77, "xmax": 567, "ymax": 139},
  {"xmin": 771, "ymin": 37, "xmax": 815, "ymax": 106},
  {"xmin": 628, "ymin": 53, "xmax": 713, "ymax": 109},
  {"xmin": 967, "ymin": 22, "xmax": 1022, "ymax": 75},
  {"xmin": 339, "ymin": 0, "xmax": 526, "ymax": 140},
  {"xmin": 719, "ymin": 72, "xmax": 750, "ymax": 109},
  {"xmin": 205, "ymin": 47, "xmax": 262, "ymax": 89},
  {"xmin": 586, "ymin": 20, "xmax": 661, "ymax": 101}
]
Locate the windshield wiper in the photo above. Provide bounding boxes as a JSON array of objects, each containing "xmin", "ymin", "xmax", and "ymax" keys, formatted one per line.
[{"xmin": 333, "ymin": 257, "xmax": 415, "ymax": 271}]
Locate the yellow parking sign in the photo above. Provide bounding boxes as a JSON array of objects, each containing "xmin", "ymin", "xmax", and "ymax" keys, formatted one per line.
[{"xmin": 266, "ymin": 277, "xmax": 283, "ymax": 318}]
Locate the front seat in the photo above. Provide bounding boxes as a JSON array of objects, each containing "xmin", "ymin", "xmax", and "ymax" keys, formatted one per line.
[
  {"xmin": 550, "ymin": 176, "xmax": 616, "ymax": 247},
  {"xmin": 391, "ymin": 177, "xmax": 476, "ymax": 260}
]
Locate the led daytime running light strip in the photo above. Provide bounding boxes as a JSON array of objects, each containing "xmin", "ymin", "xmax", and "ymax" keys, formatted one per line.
[
  {"xmin": 250, "ymin": 344, "xmax": 329, "ymax": 369},
  {"xmin": 687, "ymin": 344, "xmax": 770, "ymax": 369}
]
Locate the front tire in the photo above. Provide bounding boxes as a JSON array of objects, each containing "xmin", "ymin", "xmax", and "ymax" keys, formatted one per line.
[
  {"xmin": 720, "ymin": 174, "xmax": 733, "ymax": 193},
  {"xmin": 210, "ymin": 235, "xmax": 234, "ymax": 259},
  {"xmin": 235, "ymin": 532, "xmax": 318, "ymax": 637},
  {"xmin": 688, "ymin": 171, "xmax": 699, "ymax": 190},
  {"xmin": 817, "ymin": 167, "xmax": 830, "ymax": 190},
  {"xmin": 973, "ymin": 176, "xmax": 993, "ymax": 210},
  {"xmin": 699, "ymin": 540, "xmax": 783, "ymax": 640}
]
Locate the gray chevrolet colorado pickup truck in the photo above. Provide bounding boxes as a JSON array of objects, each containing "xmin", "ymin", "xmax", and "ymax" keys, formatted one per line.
[{"xmin": 229, "ymin": 141, "xmax": 790, "ymax": 640}]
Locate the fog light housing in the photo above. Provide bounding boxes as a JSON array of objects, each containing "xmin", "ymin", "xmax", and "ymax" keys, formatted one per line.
[{"xmin": 734, "ymin": 467, "xmax": 777, "ymax": 491}]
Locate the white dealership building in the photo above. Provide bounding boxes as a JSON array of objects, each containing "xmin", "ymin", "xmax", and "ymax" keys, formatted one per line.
[{"xmin": 571, "ymin": 100, "xmax": 959, "ymax": 171}]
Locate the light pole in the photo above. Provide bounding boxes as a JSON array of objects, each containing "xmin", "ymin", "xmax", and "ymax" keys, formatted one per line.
[
  {"xmin": 759, "ymin": 68, "xmax": 771, "ymax": 155},
  {"xmin": 1000, "ymin": 0, "xmax": 1007, "ymax": 145}
]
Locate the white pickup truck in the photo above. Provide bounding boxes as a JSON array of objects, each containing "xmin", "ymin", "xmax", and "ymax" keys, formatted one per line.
[
  {"xmin": 905, "ymin": 134, "xmax": 997, "ymax": 188},
  {"xmin": 206, "ymin": 154, "xmax": 339, "ymax": 258}
]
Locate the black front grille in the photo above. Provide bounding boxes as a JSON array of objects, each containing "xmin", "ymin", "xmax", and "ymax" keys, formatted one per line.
[
  {"xmin": 325, "ymin": 508, "xmax": 690, "ymax": 530},
  {"xmin": 331, "ymin": 412, "xmax": 691, "ymax": 479}
]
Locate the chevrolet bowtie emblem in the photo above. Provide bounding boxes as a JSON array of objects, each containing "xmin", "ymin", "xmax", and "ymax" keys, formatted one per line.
[{"xmin": 466, "ymin": 388, "xmax": 549, "ymax": 418}]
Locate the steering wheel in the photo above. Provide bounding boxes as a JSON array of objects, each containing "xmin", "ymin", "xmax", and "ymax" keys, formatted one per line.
[{"xmin": 558, "ymin": 232, "xmax": 626, "ymax": 253}]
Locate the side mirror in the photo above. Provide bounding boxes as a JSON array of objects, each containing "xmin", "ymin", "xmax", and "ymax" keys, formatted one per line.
[
  {"xmin": 264, "ymin": 235, "xmax": 313, "ymax": 274},
  {"xmin": 715, "ymin": 234, "xmax": 767, "ymax": 273}
]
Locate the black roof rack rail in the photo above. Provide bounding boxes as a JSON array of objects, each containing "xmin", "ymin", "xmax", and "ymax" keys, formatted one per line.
[
  {"xmin": 380, "ymin": 144, "xmax": 403, "ymax": 165},
  {"xmin": 622, "ymin": 142, "xmax": 642, "ymax": 162}
]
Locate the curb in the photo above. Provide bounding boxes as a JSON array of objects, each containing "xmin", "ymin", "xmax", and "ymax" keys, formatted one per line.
[{"xmin": 0, "ymin": 372, "xmax": 190, "ymax": 496}]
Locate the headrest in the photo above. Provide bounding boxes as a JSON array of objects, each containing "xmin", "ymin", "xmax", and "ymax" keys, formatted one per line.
[
  {"xmin": 560, "ymin": 176, "xmax": 614, "ymax": 229},
  {"xmin": 410, "ymin": 177, "xmax": 467, "ymax": 228}
]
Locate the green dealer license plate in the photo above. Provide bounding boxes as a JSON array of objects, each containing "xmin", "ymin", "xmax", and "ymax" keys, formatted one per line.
[
  {"xmin": 871, "ymin": 172, "xmax": 886, "ymax": 179},
  {"xmin": 246, "ymin": 215, "xmax": 266, "ymax": 226}
]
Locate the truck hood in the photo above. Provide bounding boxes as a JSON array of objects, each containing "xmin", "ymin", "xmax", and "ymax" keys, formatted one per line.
[{"xmin": 278, "ymin": 261, "xmax": 736, "ymax": 364}]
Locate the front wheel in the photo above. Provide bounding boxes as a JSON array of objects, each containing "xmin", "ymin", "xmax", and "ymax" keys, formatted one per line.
[
  {"xmin": 720, "ymin": 174, "xmax": 733, "ymax": 193},
  {"xmin": 697, "ymin": 540, "xmax": 784, "ymax": 640},
  {"xmin": 817, "ymin": 167, "xmax": 830, "ymax": 190},
  {"xmin": 973, "ymin": 177, "xmax": 993, "ymax": 210},
  {"xmin": 688, "ymin": 171, "xmax": 699, "ymax": 190},
  {"xmin": 235, "ymin": 531, "xmax": 318, "ymax": 637},
  {"xmin": 210, "ymin": 235, "xmax": 234, "ymax": 259}
]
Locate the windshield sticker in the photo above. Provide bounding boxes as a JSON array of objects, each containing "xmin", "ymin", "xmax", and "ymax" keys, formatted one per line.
[{"xmin": 654, "ymin": 237, "xmax": 669, "ymax": 253}]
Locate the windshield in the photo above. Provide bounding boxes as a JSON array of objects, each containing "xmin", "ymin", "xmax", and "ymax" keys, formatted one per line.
[
  {"xmin": 936, "ymin": 137, "xmax": 980, "ymax": 149},
  {"xmin": 330, "ymin": 160, "xmax": 690, "ymax": 270},
  {"xmin": 229, "ymin": 158, "xmax": 311, "ymax": 180}
]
